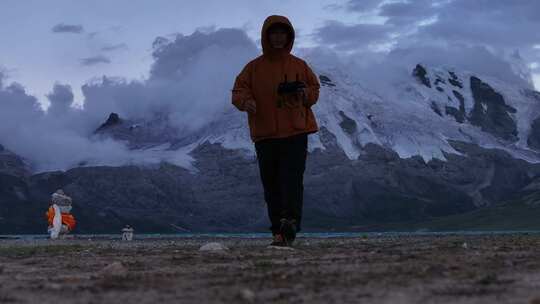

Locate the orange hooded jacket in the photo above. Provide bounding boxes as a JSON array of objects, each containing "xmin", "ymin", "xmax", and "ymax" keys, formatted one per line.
[
  {"xmin": 46, "ymin": 206, "xmax": 76, "ymax": 231},
  {"xmin": 231, "ymin": 15, "xmax": 320, "ymax": 142}
]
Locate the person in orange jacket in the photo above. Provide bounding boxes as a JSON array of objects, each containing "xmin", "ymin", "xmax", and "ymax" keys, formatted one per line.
[
  {"xmin": 231, "ymin": 15, "xmax": 320, "ymax": 246},
  {"xmin": 45, "ymin": 189, "xmax": 76, "ymax": 239}
]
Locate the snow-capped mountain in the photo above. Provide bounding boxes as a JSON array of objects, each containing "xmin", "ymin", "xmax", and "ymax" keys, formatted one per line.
[
  {"xmin": 4, "ymin": 63, "xmax": 540, "ymax": 234},
  {"xmin": 94, "ymin": 63, "xmax": 540, "ymax": 167}
]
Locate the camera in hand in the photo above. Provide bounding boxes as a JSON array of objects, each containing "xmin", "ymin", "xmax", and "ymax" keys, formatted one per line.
[{"xmin": 277, "ymin": 73, "xmax": 306, "ymax": 95}]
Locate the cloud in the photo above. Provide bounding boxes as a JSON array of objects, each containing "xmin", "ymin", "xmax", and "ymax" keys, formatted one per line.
[
  {"xmin": 0, "ymin": 28, "xmax": 253, "ymax": 171},
  {"xmin": 315, "ymin": 0, "xmax": 540, "ymax": 87},
  {"xmin": 52, "ymin": 23, "xmax": 84, "ymax": 34},
  {"xmin": 379, "ymin": 0, "xmax": 438, "ymax": 26},
  {"xmin": 336, "ymin": 1, "xmax": 540, "ymax": 50},
  {"xmin": 415, "ymin": 2, "xmax": 540, "ymax": 48},
  {"xmin": 87, "ymin": 32, "xmax": 99, "ymax": 39},
  {"xmin": 2, "ymin": 16, "xmax": 537, "ymax": 173},
  {"xmin": 313, "ymin": 20, "xmax": 394, "ymax": 50},
  {"xmin": 46, "ymin": 83, "xmax": 74, "ymax": 116},
  {"xmin": 0, "ymin": 69, "xmax": 5, "ymax": 88},
  {"xmin": 80, "ymin": 55, "xmax": 111, "ymax": 66},
  {"xmin": 0, "ymin": 74, "xmax": 176, "ymax": 172},
  {"xmin": 345, "ymin": 0, "xmax": 384, "ymax": 12},
  {"xmin": 149, "ymin": 28, "xmax": 256, "ymax": 79},
  {"xmin": 82, "ymin": 28, "xmax": 258, "ymax": 132},
  {"xmin": 0, "ymin": 27, "xmax": 258, "ymax": 171},
  {"xmin": 299, "ymin": 40, "xmax": 533, "ymax": 108},
  {"xmin": 386, "ymin": 44, "xmax": 530, "ymax": 86},
  {"xmin": 0, "ymin": 80, "xmax": 42, "ymax": 125},
  {"xmin": 532, "ymin": 62, "xmax": 540, "ymax": 74},
  {"xmin": 87, "ymin": 25, "xmax": 123, "ymax": 40},
  {"xmin": 101, "ymin": 43, "xmax": 128, "ymax": 52}
]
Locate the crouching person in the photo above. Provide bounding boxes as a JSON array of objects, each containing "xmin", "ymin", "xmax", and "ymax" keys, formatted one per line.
[{"xmin": 45, "ymin": 189, "xmax": 76, "ymax": 239}]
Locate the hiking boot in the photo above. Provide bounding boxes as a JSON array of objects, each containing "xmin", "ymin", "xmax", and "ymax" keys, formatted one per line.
[
  {"xmin": 280, "ymin": 218, "xmax": 297, "ymax": 246},
  {"xmin": 270, "ymin": 233, "xmax": 286, "ymax": 247}
]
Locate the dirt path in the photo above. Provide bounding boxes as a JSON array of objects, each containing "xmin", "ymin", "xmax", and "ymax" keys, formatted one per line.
[{"xmin": 1, "ymin": 235, "xmax": 540, "ymax": 303}]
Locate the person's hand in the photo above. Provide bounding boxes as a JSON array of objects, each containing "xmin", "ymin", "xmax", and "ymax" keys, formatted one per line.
[{"xmin": 243, "ymin": 99, "xmax": 257, "ymax": 114}]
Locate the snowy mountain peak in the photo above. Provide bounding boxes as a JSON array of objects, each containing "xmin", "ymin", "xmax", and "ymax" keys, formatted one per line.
[{"xmin": 94, "ymin": 63, "xmax": 540, "ymax": 171}]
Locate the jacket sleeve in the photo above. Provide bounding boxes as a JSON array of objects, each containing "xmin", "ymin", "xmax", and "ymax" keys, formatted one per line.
[
  {"xmin": 302, "ymin": 60, "xmax": 320, "ymax": 108},
  {"xmin": 231, "ymin": 62, "xmax": 254, "ymax": 112}
]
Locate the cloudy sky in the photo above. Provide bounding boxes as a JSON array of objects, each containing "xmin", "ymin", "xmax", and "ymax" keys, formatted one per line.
[
  {"xmin": 1, "ymin": 0, "xmax": 539, "ymax": 108},
  {"xmin": 0, "ymin": 0, "xmax": 348, "ymax": 107},
  {"xmin": 1, "ymin": 0, "xmax": 540, "ymax": 171}
]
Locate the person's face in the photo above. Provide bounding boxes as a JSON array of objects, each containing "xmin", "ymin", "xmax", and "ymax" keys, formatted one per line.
[{"xmin": 268, "ymin": 27, "xmax": 288, "ymax": 49}]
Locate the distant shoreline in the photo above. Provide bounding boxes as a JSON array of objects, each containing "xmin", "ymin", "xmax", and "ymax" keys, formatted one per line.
[{"xmin": 3, "ymin": 230, "xmax": 540, "ymax": 241}]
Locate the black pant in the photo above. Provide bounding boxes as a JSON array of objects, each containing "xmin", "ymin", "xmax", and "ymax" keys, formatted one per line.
[{"xmin": 255, "ymin": 133, "xmax": 308, "ymax": 234}]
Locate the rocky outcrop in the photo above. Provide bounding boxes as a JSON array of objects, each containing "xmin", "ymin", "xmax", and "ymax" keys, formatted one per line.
[
  {"xmin": 413, "ymin": 64, "xmax": 431, "ymax": 88},
  {"xmin": 338, "ymin": 111, "xmax": 357, "ymax": 135},
  {"xmin": 430, "ymin": 101, "xmax": 443, "ymax": 117},
  {"xmin": 95, "ymin": 113, "xmax": 122, "ymax": 132},
  {"xmin": 0, "ymin": 145, "xmax": 30, "ymax": 178},
  {"xmin": 319, "ymin": 75, "xmax": 336, "ymax": 87},
  {"xmin": 468, "ymin": 76, "xmax": 518, "ymax": 141},
  {"xmin": 528, "ymin": 117, "xmax": 540, "ymax": 150},
  {"xmin": 445, "ymin": 91, "xmax": 466, "ymax": 123},
  {"xmin": 448, "ymin": 71, "xmax": 463, "ymax": 88},
  {"xmin": 93, "ymin": 112, "xmax": 182, "ymax": 149},
  {"xmin": 445, "ymin": 106, "xmax": 465, "ymax": 123}
]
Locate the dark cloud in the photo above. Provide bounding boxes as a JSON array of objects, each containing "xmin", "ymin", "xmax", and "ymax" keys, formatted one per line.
[
  {"xmin": 318, "ymin": 0, "xmax": 540, "ymax": 86},
  {"xmin": 0, "ymin": 81, "xmax": 42, "ymax": 121},
  {"xmin": 415, "ymin": 1, "xmax": 540, "ymax": 47},
  {"xmin": 46, "ymin": 83, "xmax": 74, "ymax": 116},
  {"xmin": 80, "ymin": 55, "xmax": 111, "ymax": 66},
  {"xmin": 313, "ymin": 20, "xmax": 393, "ymax": 50},
  {"xmin": 336, "ymin": 1, "xmax": 540, "ymax": 48},
  {"xmin": 52, "ymin": 23, "xmax": 84, "ymax": 34},
  {"xmin": 101, "ymin": 43, "xmax": 128, "ymax": 52}
]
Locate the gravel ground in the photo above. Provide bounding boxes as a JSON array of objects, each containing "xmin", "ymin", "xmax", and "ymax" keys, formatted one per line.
[{"xmin": 1, "ymin": 234, "xmax": 540, "ymax": 303}]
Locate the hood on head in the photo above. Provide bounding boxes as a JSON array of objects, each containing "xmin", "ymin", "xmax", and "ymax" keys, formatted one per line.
[{"xmin": 261, "ymin": 15, "xmax": 295, "ymax": 56}]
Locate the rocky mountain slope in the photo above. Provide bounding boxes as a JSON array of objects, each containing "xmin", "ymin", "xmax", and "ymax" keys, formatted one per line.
[{"xmin": 3, "ymin": 64, "xmax": 540, "ymax": 233}]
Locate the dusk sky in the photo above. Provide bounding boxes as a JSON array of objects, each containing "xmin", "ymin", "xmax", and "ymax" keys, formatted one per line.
[{"xmin": 1, "ymin": 0, "xmax": 539, "ymax": 108}]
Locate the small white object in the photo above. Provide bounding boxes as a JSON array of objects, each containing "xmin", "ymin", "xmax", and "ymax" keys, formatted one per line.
[
  {"xmin": 199, "ymin": 242, "xmax": 229, "ymax": 251},
  {"xmin": 121, "ymin": 226, "xmax": 134, "ymax": 241},
  {"xmin": 462, "ymin": 242, "xmax": 468, "ymax": 249}
]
